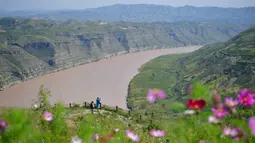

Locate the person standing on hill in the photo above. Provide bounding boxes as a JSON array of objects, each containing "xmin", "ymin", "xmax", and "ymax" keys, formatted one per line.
[
  {"xmin": 96, "ymin": 97, "xmax": 100, "ymax": 109},
  {"xmin": 96, "ymin": 97, "xmax": 102, "ymax": 109},
  {"xmin": 90, "ymin": 101, "xmax": 94, "ymax": 114},
  {"xmin": 99, "ymin": 97, "xmax": 102, "ymax": 109}
]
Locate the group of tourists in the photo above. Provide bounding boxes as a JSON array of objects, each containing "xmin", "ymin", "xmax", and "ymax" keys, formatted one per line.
[{"xmin": 90, "ymin": 97, "xmax": 102, "ymax": 114}]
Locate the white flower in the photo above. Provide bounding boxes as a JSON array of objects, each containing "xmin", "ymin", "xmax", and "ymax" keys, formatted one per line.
[
  {"xmin": 230, "ymin": 129, "xmax": 238, "ymax": 137},
  {"xmin": 208, "ymin": 116, "xmax": 220, "ymax": 124},
  {"xmin": 92, "ymin": 134, "xmax": 99, "ymax": 140},
  {"xmin": 114, "ymin": 128, "xmax": 120, "ymax": 132},
  {"xmin": 184, "ymin": 110, "xmax": 195, "ymax": 115},
  {"xmin": 33, "ymin": 104, "xmax": 38, "ymax": 109},
  {"xmin": 222, "ymin": 127, "xmax": 232, "ymax": 136},
  {"xmin": 70, "ymin": 136, "xmax": 82, "ymax": 143}
]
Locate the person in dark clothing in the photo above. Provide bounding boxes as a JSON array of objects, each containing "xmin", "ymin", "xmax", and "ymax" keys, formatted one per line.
[
  {"xmin": 90, "ymin": 101, "xmax": 94, "ymax": 114},
  {"xmin": 96, "ymin": 97, "xmax": 102, "ymax": 109},
  {"xmin": 99, "ymin": 97, "xmax": 102, "ymax": 109},
  {"xmin": 96, "ymin": 97, "xmax": 99, "ymax": 109}
]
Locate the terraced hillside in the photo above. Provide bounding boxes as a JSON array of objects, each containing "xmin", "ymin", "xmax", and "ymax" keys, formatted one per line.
[
  {"xmin": 128, "ymin": 27, "xmax": 255, "ymax": 113},
  {"xmin": 0, "ymin": 18, "xmax": 247, "ymax": 90}
]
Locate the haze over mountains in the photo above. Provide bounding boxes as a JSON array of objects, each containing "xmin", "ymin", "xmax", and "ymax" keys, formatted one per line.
[{"xmin": 1, "ymin": 4, "xmax": 255, "ymax": 25}]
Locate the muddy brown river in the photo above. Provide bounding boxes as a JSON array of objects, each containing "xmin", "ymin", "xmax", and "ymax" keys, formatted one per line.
[{"xmin": 0, "ymin": 46, "xmax": 201, "ymax": 109}]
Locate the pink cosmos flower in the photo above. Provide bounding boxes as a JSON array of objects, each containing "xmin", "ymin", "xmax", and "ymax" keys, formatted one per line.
[
  {"xmin": 222, "ymin": 126, "xmax": 240, "ymax": 138},
  {"xmin": 211, "ymin": 104, "xmax": 228, "ymax": 119},
  {"xmin": 208, "ymin": 115, "xmax": 220, "ymax": 124},
  {"xmin": 222, "ymin": 126, "xmax": 232, "ymax": 136},
  {"xmin": 150, "ymin": 129, "xmax": 166, "ymax": 137},
  {"xmin": 147, "ymin": 90, "xmax": 157, "ymax": 104},
  {"xmin": 237, "ymin": 89, "xmax": 255, "ymax": 106},
  {"xmin": 92, "ymin": 133, "xmax": 99, "ymax": 140},
  {"xmin": 147, "ymin": 89, "xmax": 167, "ymax": 104},
  {"xmin": 224, "ymin": 97, "xmax": 239, "ymax": 108},
  {"xmin": 248, "ymin": 116, "xmax": 255, "ymax": 136},
  {"xmin": 43, "ymin": 111, "xmax": 53, "ymax": 121},
  {"xmin": 231, "ymin": 128, "xmax": 247, "ymax": 140},
  {"xmin": 240, "ymin": 89, "xmax": 255, "ymax": 98},
  {"xmin": 126, "ymin": 130, "xmax": 140, "ymax": 142},
  {"xmin": 0, "ymin": 120, "xmax": 7, "ymax": 133},
  {"xmin": 199, "ymin": 140, "xmax": 205, "ymax": 143},
  {"xmin": 222, "ymin": 126, "xmax": 247, "ymax": 140}
]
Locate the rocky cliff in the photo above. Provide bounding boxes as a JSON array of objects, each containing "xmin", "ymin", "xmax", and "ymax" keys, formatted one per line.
[{"xmin": 0, "ymin": 18, "xmax": 248, "ymax": 90}]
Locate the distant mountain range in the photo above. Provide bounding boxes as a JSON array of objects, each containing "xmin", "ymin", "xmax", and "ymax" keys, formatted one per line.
[
  {"xmin": 1, "ymin": 4, "xmax": 255, "ymax": 25},
  {"xmin": 0, "ymin": 10, "xmax": 53, "ymax": 17}
]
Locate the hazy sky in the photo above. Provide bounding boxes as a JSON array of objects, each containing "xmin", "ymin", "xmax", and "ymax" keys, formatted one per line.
[{"xmin": 1, "ymin": 0, "xmax": 255, "ymax": 11}]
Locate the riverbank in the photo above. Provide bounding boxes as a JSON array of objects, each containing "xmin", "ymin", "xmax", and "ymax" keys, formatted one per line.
[
  {"xmin": 0, "ymin": 46, "xmax": 189, "ymax": 91},
  {"xmin": 0, "ymin": 46, "xmax": 201, "ymax": 109},
  {"xmin": 125, "ymin": 46, "xmax": 202, "ymax": 110}
]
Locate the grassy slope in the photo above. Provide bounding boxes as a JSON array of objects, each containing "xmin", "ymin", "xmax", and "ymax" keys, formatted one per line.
[
  {"xmin": 0, "ymin": 107, "xmax": 132, "ymax": 143},
  {"xmin": 128, "ymin": 26, "xmax": 255, "ymax": 112},
  {"xmin": 124, "ymin": 27, "xmax": 255, "ymax": 143},
  {"xmin": 1, "ymin": 87, "xmax": 255, "ymax": 143},
  {"xmin": 0, "ymin": 101, "xmax": 181, "ymax": 143}
]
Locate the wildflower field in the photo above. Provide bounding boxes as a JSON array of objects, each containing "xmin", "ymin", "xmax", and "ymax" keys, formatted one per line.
[{"xmin": 0, "ymin": 82, "xmax": 255, "ymax": 143}]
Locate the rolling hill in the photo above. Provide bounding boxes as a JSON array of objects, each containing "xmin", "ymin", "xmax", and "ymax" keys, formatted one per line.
[{"xmin": 128, "ymin": 26, "xmax": 255, "ymax": 112}]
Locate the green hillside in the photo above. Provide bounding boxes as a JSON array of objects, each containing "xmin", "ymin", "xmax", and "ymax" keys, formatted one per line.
[
  {"xmin": 128, "ymin": 26, "xmax": 255, "ymax": 113},
  {"xmin": 122, "ymin": 27, "xmax": 255, "ymax": 143}
]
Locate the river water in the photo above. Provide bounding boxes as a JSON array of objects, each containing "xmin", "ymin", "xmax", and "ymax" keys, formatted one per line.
[{"xmin": 0, "ymin": 46, "xmax": 201, "ymax": 109}]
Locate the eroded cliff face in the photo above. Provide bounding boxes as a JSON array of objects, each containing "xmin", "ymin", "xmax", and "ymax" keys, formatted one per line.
[{"xmin": 0, "ymin": 19, "xmax": 248, "ymax": 90}]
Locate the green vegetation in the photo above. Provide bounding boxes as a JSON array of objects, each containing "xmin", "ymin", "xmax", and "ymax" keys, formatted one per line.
[
  {"xmin": 125, "ymin": 26, "xmax": 255, "ymax": 142},
  {"xmin": 1, "ymin": 83, "xmax": 255, "ymax": 142},
  {"xmin": 0, "ymin": 86, "xmax": 139, "ymax": 143},
  {"xmin": 128, "ymin": 26, "xmax": 255, "ymax": 112}
]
